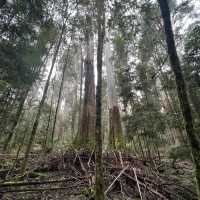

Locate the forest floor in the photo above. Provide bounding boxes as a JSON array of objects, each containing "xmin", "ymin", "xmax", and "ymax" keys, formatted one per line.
[{"xmin": 0, "ymin": 149, "xmax": 197, "ymax": 200}]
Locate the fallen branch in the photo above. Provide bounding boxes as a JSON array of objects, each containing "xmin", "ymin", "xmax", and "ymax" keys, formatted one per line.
[
  {"xmin": 0, "ymin": 176, "xmax": 90, "ymax": 187},
  {"xmin": 123, "ymin": 172, "xmax": 168, "ymax": 200},
  {"xmin": 119, "ymin": 151, "xmax": 124, "ymax": 168},
  {"xmin": 133, "ymin": 167, "xmax": 143, "ymax": 200},
  {"xmin": 1, "ymin": 183, "xmax": 88, "ymax": 193},
  {"xmin": 105, "ymin": 165, "xmax": 129, "ymax": 194}
]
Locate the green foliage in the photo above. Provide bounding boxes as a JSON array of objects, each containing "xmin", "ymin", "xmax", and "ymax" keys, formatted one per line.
[
  {"xmin": 115, "ymin": 65, "xmax": 133, "ymax": 110},
  {"xmin": 0, "ymin": 23, "xmax": 55, "ymax": 88},
  {"xmin": 81, "ymin": 186, "xmax": 95, "ymax": 199},
  {"xmin": 123, "ymin": 104, "xmax": 166, "ymax": 141},
  {"xmin": 0, "ymin": 0, "xmax": 56, "ymax": 90},
  {"xmin": 113, "ymin": 35, "xmax": 126, "ymax": 56},
  {"xmin": 0, "ymin": 80, "xmax": 9, "ymax": 91},
  {"xmin": 73, "ymin": 136, "xmax": 95, "ymax": 150},
  {"xmin": 184, "ymin": 25, "xmax": 200, "ymax": 76},
  {"xmin": 29, "ymin": 171, "xmax": 48, "ymax": 178},
  {"xmin": 168, "ymin": 145, "xmax": 192, "ymax": 164}
]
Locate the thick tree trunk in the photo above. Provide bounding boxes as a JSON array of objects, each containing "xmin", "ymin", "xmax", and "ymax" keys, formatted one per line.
[
  {"xmin": 108, "ymin": 106, "xmax": 123, "ymax": 149},
  {"xmin": 105, "ymin": 36, "xmax": 123, "ymax": 149},
  {"xmin": 158, "ymin": 0, "xmax": 200, "ymax": 198},
  {"xmin": 20, "ymin": 26, "xmax": 65, "ymax": 174},
  {"xmin": 79, "ymin": 28, "xmax": 96, "ymax": 146},
  {"xmin": 77, "ymin": 48, "xmax": 84, "ymax": 137},
  {"xmin": 95, "ymin": 0, "xmax": 105, "ymax": 199}
]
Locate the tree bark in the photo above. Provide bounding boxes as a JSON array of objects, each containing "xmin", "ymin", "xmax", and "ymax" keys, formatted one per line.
[
  {"xmin": 158, "ymin": 0, "xmax": 200, "ymax": 198},
  {"xmin": 79, "ymin": 20, "xmax": 96, "ymax": 146},
  {"xmin": 20, "ymin": 25, "xmax": 65, "ymax": 174},
  {"xmin": 95, "ymin": 0, "xmax": 105, "ymax": 199},
  {"xmin": 77, "ymin": 48, "xmax": 84, "ymax": 137},
  {"xmin": 105, "ymin": 34, "xmax": 123, "ymax": 149},
  {"xmin": 71, "ymin": 54, "xmax": 79, "ymax": 140}
]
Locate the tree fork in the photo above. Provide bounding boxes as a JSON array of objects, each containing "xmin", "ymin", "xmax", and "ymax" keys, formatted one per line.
[{"xmin": 158, "ymin": 0, "xmax": 200, "ymax": 198}]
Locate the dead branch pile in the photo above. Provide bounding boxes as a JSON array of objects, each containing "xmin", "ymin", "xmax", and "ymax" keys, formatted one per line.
[{"xmin": 0, "ymin": 149, "xmax": 197, "ymax": 200}]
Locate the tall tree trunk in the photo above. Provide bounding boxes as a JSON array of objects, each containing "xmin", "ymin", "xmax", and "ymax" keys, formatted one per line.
[
  {"xmin": 95, "ymin": 0, "xmax": 105, "ymax": 199},
  {"xmin": 105, "ymin": 34, "xmax": 123, "ymax": 149},
  {"xmin": 77, "ymin": 48, "xmax": 84, "ymax": 137},
  {"xmin": 20, "ymin": 25, "xmax": 65, "ymax": 174},
  {"xmin": 51, "ymin": 45, "xmax": 71, "ymax": 147},
  {"xmin": 158, "ymin": 0, "xmax": 200, "ymax": 197},
  {"xmin": 44, "ymin": 91, "xmax": 54, "ymax": 152},
  {"xmin": 3, "ymin": 88, "xmax": 29, "ymax": 151},
  {"xmin": 71, "ymin": 104, "xmax": 77, "ymax": 141},
  {"xmin": 71, "ymin": 52, "xmax": 79, "ymax": 140},
  {"xmin": 79, "ymin": 22, "xmax": 96, "ymax": 146}
]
